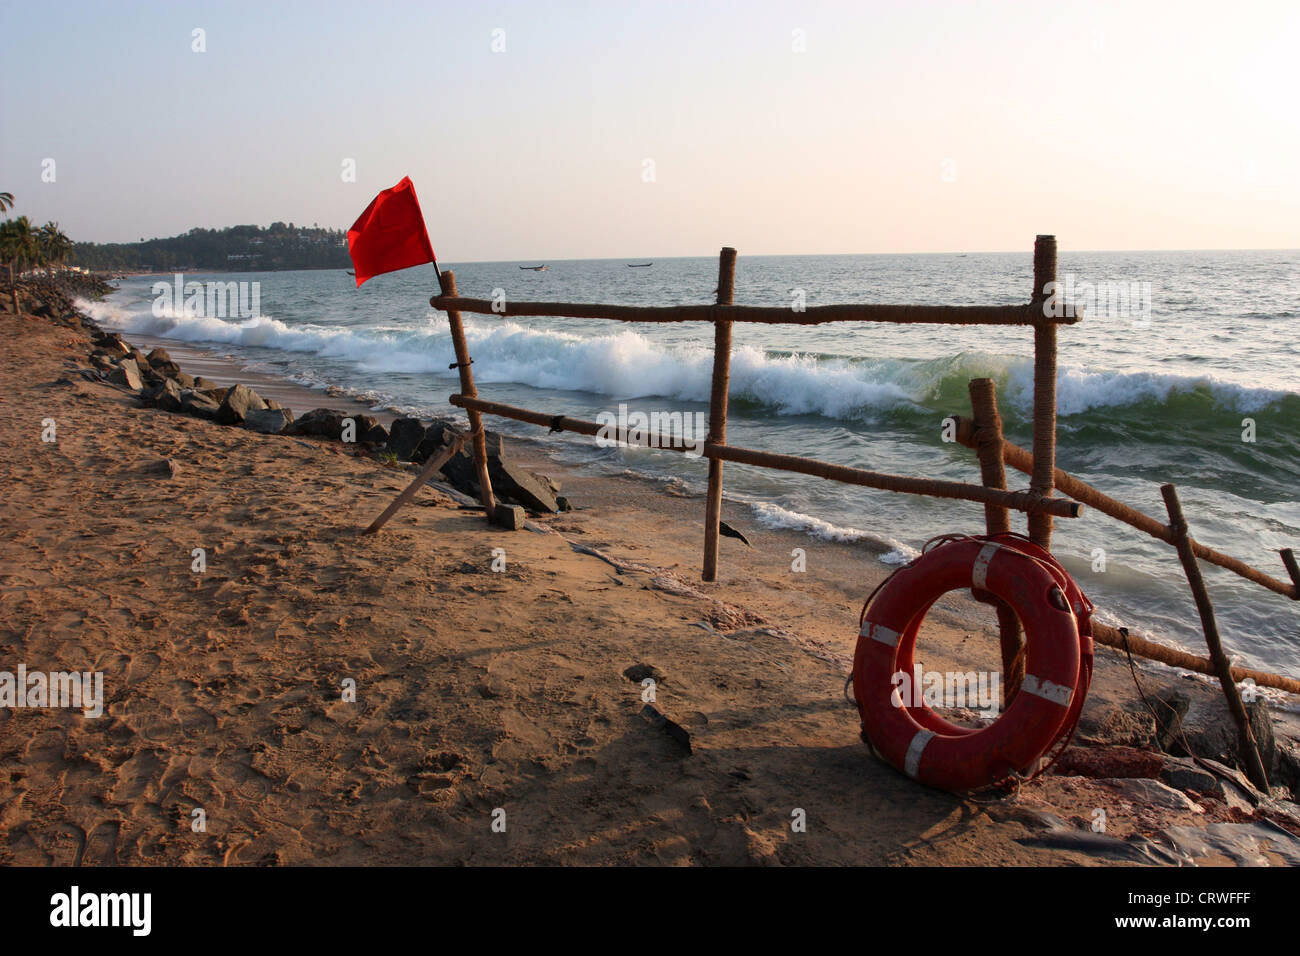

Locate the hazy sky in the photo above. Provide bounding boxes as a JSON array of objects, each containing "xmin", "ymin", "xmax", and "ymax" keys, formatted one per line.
[{"xmin": 2, "ymin": 0, "xmax": 1296, "ymax": 259}]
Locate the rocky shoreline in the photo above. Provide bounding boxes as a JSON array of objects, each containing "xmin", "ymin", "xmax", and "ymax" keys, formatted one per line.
[{"xmin": 76, "ymin": 319, "xmax": 572, "ymax": 523}]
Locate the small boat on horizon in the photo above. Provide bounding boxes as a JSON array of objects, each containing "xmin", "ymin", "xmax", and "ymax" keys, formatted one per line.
[
  {"xmin": 627, "ymin": 262, "xmax": 653, "ymax": 268},
  {"xmin": 520, "ymin": 264, "xmax": 547, "ymax": 271}
]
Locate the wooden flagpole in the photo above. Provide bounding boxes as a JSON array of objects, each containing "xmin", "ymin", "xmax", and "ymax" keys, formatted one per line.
[{"xmin": 439, "ymin": 269, "xmax": 496, "ymax": 519}]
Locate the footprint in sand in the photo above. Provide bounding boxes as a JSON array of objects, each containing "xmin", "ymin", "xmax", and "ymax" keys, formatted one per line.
[
  {"xmin": 126, "ymin": 651, "xmax": 162, "ymax": 685},
  {"xmin": 111, "ymin": 750, "xmax": 165, "ymax": 803},
  {"xmin": 82, "ymin": 821, "xmax": 121, "ymax": 866},
  {"xmin": 30, "ymin": 821, "xmax": 85, "ymax": 867}
]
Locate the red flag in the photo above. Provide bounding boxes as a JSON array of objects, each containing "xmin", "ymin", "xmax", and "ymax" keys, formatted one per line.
[{"xmin": 346, "ymin": 176, "xmax": 436, "ymax": 287}]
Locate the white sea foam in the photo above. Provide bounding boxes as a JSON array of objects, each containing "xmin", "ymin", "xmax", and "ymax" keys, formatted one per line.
[
  {"xmin": 747, "ymin": 500, "xmax": 920, "ymax": 565},
  {"xmin": 78, "ymin": 299, "xmax": 1292, "ymax": 420}
]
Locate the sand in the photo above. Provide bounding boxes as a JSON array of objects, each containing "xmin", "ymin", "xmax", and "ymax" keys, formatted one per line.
[{"xmin": 2, "ymin": 311, "xmax": 1297, "ymax": 866}]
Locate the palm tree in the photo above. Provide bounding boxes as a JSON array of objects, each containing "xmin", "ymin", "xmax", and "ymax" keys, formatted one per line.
[
  {"xmin": 0, "ymin": 192, "xmax": 13, "ymax": 216},
  {"xmin": 38, "ymin": 222, "xmax": 71, "ymax": 273},
  {"xmin": 1, "ymin": 216, "xmax": 39, "ymax": 312}
]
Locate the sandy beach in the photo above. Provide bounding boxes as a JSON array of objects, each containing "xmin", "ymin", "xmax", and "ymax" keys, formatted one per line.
[{"xmin": 2, "ymin": 306, "xmax": 1298, "ymax": 867}]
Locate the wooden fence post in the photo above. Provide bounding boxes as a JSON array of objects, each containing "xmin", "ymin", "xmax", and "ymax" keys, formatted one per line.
[
  {"xmin": 969, "ymin": 377, "xmax": 1025, "ymax": 701},
  {"xmin": 440, "ymin": 269, "xmax": 496, "ymax": 518},
  {"xmin": 1029, "ymin": 234, "xmax": 1059, "ymax": 551},
  {"xmin": 1161, "ymin": 483, "xmax": 1269, "ymax": 790},
  {"xmin": 702, "ymin": 246, "xmax": 737, "ymax": 582}
]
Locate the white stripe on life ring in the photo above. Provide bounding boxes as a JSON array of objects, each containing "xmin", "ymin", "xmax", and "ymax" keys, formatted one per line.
[
  {"xmin": 859, "ymin": 622, "xmax": 901, "ymax": 647},
  {"xmin": 904, "ymin": 729, "xmax": 935, "ymax": 778},
  {"xmin": 1022, "ymin": 674, "xmax": 1073, "ymax": 707},
  {"xmin": 971, "ymin": 541, "xmax": 1002, "ymax": 591}
]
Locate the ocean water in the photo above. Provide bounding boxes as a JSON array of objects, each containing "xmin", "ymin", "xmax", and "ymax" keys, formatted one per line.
[{"xmin": 83, "ymin": 250, "xmax": 1300, "ymax": 676}]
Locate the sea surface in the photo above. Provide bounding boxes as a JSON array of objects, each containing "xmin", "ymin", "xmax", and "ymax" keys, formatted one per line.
[{"xmin": 83, "ymin": 250, "xmax": 1300, "ymax": 676}]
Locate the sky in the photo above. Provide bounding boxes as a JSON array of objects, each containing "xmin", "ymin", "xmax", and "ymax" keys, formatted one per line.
[{"xmin": 1, "ymin": 0, "xmax": 1297, "ymax": 260}]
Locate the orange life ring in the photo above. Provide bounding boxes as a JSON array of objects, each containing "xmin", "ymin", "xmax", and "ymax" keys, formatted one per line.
[{"xmin": 852, "ymin": 533, "xmax": 1093, "ymax": 791}]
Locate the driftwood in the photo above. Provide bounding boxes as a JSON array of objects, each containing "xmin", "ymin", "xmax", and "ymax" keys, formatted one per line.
[
  {"xmin": 703, "ymin": 247, "xmax": 736, "ymax": 583},
  {"xmin": 1161, "ymin": 484, "xmax": 1269, "ymax": 788},
  {"xmin": 363, "ymin": 435, "xmax": 466, "ymax": 535},
  {"xmin": 951, "ymin": 416, "xmax": 1299, "ymax": 600},
  {"xmin": 440, "ymin": 270, "xmax": 496, "ymax": 514},
  {"xmin": 430, "ymin": 296, "xmax": 1075, "ymax": 327}
]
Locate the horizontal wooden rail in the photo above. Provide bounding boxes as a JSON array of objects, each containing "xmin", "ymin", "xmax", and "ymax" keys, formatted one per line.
[
  {"xmin": 952, "ymin": 416, "xmax": 1300, "ymax": 600},
  {"xmin": 1092, "ymin": 621, "xmax": 1300, "ymax": 695},
  {"xmin": 430, "ymin": 296, "xmax": 1077, "ymax": 327},
  {"xmin": 449, "ymin": 394, "xmax": 1082, "ymax": 518}
]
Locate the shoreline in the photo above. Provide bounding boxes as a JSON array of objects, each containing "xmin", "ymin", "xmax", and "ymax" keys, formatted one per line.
[
  {"xmin": 105, "ymin": 322, "xmax": 1299, "ymax": 689},
  {"xmin": 2, "ymin": 303, "xmax": 1299, "ymax": 865}
]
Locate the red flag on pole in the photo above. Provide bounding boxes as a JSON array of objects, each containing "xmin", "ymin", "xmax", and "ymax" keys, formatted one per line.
[{"xmin": 346, "ymin": 176, "xmax": 436, "ymax": 287}]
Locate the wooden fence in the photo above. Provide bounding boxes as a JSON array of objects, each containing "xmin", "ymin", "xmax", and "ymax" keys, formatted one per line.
[
  {"xmin": 431, "ymin": 235, "xmax": 1079, "ymax": 582},
  {"xmin": 411, "ymin": 235, "xmax": 1300, "ymax": 734}
]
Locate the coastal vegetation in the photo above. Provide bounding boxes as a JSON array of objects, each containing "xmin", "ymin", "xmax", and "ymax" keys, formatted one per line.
[{"xmin": 69, "ymin": 222, "xmax": 351, "ymax": 273}]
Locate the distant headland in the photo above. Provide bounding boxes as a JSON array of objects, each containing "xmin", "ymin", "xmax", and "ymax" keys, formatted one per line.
[{"xmin": 69, "ymin": 222, "xmax": 351, "ymax": 273}]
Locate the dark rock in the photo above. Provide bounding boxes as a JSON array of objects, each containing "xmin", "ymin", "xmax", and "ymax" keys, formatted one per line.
[
  {"xmin": 283, "ymin": 407, "xmax": 347, "ymax": 440},
  {"xmin": 193, "ymin": 376, "xmax": 219, "ymax": 390},
  {"xmin": 489, "ymin": 458, "xmax": 559, "ymax": 513},
  {"xmin": 265, "ymin": 398, "xmax": 282, "ymax": 411},
  {"xmin": 180, "ymin": 390, "xmax": 220, "ymax": 420},
  {"xmin": 413, "ymin": 419, "xmax": 463, "ymax": 463},
  {"xmin": 1245, "ymin": 699, "xmax": 1275, "ymax": 771},
  {"xmin": 96, "ymin": 334, "xmax": 130, "ymax": 358},
  {"xmin": 174, "ymin": 370, "xmax": 195, "ymax": 389},
  {"xmin": 555, "ymin": 495, "xmax": 572, "ymax": 513},
  {"xmin": 491, "ymin": 504, "xmax": 525, "ymax": 530},
  {"xmin": 1276, "ymin": 740, "xmax": 1300, "ymax": 798},
  {"xmin": 1198, "ymin": 758, "xmax": 1264, "ymax": 807},
  {"xmin": 200, "ymin": 387, "xmax": 228, "ymax": 403},
  {"xmin": 1159, "ymin": 756, "xmax": 1219, "ymax": 793},
  {"xmin": 154, "ymin": 378, "xmax": 184, "ymax": 413},
  {"xmin": 109, "ymin": 357, "xmax": 143, "ymax": 391},
  {"xmin": 362, "ymin": 421, "xmax": 388, "ymax": 444},
  {"xmin": 341, "ymin": 414, "xmax": 382, "ymax": 444},
  {"xmin": 1097, "ymin": 777, "xmax": 1201, "ymax": 812},
  {"xmin": 215, "ymin": 383, "xmax": 267, "ymax": 426},
  {"xmin": 146, "ymin": 347, "xmax": 173, "ymax": 368},
  {"xmin": 245, "ymin": 408, "xmax": 294, "ymax": 435},
  {"xmin": 624, "ymin": 663, "xmax": 665, "ymax": 684},
  {"xmin": 1153, "ymin": 690, "xmax": 1191, "ymax": 754},
  {"xmin": 386, "ymin": 417, "xmax": 427, "ymax": 461}
]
